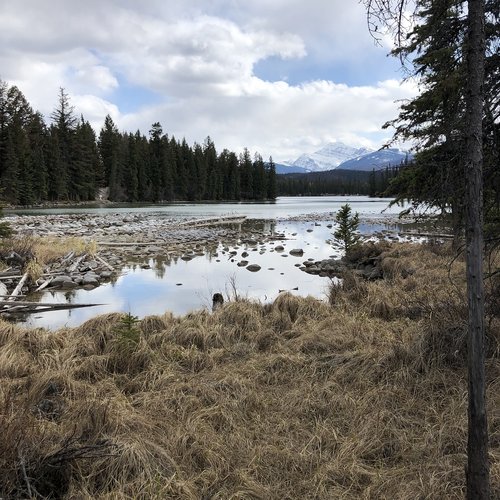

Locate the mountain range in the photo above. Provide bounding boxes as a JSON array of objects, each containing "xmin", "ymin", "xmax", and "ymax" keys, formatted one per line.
[{"xmin": 277, "ymin": 142, "xmax": 413, "ymax": 174}]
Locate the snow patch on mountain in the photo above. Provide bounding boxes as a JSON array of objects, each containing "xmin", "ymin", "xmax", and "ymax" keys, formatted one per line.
[
  {"xmin": 337, "ymin": 148, "xmax": 413, "ymax": 171},
  {"xmin": 290, "ymin": 142, "xmax": 374, "ymax": 172}
]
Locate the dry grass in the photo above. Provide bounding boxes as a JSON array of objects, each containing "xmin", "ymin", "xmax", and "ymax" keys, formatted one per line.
[{"xmin": 0, "ymin": 243, "xmax": 499, "ymax": 498}]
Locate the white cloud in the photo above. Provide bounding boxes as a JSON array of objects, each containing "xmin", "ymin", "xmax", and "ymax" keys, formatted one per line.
[
  {"xmin": 0, "ymin": 0, "xmax": 417, "ymax": 159},
  {"xmin": 119, "ymin": 78, "xmax": 417, "ymax": 160},
  {"xmin": 71, "ymin": 95, "xmax": 120, "ymax": 131}
]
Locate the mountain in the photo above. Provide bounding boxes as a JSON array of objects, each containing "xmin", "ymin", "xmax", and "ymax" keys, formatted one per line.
[
  {"xmin": 336, "ymin": 148, "xmax": 413, "ymax": 171},
  {"xmin": 275, "ymin": 163, "xmax": 310, "ymax": 175},
  {"xmin": 290, "ymin": 142, "xmax": 373, "ymax": 172}
]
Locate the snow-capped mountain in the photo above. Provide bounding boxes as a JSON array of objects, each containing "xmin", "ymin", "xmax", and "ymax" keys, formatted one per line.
[
  {"xmin": 289, "ymin": 142, "xmax": 373, "ymax": 172},
  {"xmin": 337, "ymin": 148, "xmax": 413, "ymax": 171}
]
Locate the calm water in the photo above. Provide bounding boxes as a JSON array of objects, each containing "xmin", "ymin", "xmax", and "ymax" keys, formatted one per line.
[
  {"xmin": 17, "ymin": 196, "xmax": 407, "ymax": 329},
  {"xmin": 6, "ymin": 195, "xmax": 402, "ymax": 219}
]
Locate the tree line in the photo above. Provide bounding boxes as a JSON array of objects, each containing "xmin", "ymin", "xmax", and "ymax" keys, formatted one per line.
[
  {"xmin": 0, "ymin": 83, "xmax": 277, "ymax": 205},
  {"xmin": 277, "ymin": 166, "xmax": 401, "ymax": 196}
]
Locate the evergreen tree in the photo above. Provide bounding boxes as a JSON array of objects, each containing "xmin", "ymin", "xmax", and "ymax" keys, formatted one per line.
[
  {"xmin": 266, "ymin": 157, "xmax": 277, "ymax": 199},
  {"xmin": 239, "ymin": 148, "xmax": 253, "ymax": 199},
  {"xmin": 26, "ymin": 112, "xmax": 48, "ymax": 203},
  {"xmin": 51, "ymin": 88, "xmax": 77, "ymax": 200},
  {"xmin": 99, "ymin": 115, "xmax": 122, "ymax": 200},
  {"xmin": 73, "ymin": 117, "xmax": 99, "ymax": 200},
  {"xmin": 252, "ymin": 153, "xmax": 267, "ymax": 200},
  {"xmin": 334, "ymin": 203, "xmax": 361, "ymax": 255}
]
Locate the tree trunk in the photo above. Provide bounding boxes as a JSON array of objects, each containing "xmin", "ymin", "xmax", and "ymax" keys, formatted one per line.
[{"xmin": 465, "ymin": 0, "xmax": 490, "ymax": 498}]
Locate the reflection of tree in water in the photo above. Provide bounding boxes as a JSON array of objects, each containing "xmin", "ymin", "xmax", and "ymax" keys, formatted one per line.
[
  {"xmin": 64, "ymin": 290, "xmax": 76, "ymax": 303},
  {"xmin": 263, "ymin": 221, "xmax": 276, "ymax": 235},
  {"xmin": 206, "ymin": 244, "xmax": 220, "ymax": 262},
  {"xmin": 152, "ymin": 256, "xmax": 170, "ymax": 279}
]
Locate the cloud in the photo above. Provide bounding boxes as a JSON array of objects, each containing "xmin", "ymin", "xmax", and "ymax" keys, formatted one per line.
[
  {"xmin": 119, "ymin": 78, "xmax": 417, "ymax": 160},
  {"xmin": 0, "ymin": 0, "xmax": 417, "ymax": 160}
]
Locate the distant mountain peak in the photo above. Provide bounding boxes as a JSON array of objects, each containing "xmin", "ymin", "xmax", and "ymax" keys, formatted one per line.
[
  {"xmin": 290, "ymin": 142, "xmax": 374, "ymax": 172},
  {"xmin": 336, "ymin": 148, "xmax": 413, "ymax": 171}
]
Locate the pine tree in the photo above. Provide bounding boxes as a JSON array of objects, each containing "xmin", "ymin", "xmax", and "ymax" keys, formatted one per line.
[
  {"xmin": 99, "ymin": 115, "xmax": 122, "ymax": 200},
  {"xmin": 51, "ymin": 88, "xmax": 77, "ymax": 200},
  {"xmin": 333, "ymin": 203, "xmax": 361, "ymax": 255},
  {"xmin": 266, "ymin": 157, "xmax": 277, "ymax": 200}
]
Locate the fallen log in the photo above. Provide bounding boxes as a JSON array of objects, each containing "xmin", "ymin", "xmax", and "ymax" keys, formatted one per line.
[
  {"xmin": 7, "ymin": 272, "xmax": 28, "ymax": 302},
  {"xmin": 95, "ymin": 254, "xmax": 114, "ymax": 271},
  {"xmin": 35, "ymin": 277, "xmax": 53, "ymax": 292},
  {"xmin": 67, "ymin": 253, "xmax": 87, "ymax": 273},
  {"xmin": 0, "ymin": 272, "xmax": 65, "ymax": 281},
  {"xmin": 0, "ymin": 301, "xmax": 105, "ymax": 314},
  {"xmin": 179, "ymin": 215, "xmax": 247, "ymax": 227}
]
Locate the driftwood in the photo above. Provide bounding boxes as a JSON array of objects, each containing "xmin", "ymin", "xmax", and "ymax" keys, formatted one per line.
[
  {"xmin": 179, "ymin": 215, "xmax": 247, "ymax": 228},
  {"xmin": 67, "ymin": 253, "xmax": 87, "ymax": 273},
  {"xmin": 35, "ymin": 277, "xmax": 53, "ymax": 292},
  {"xmin": 0, "ymin": 269, "xmax": 23, "ymax": 278},
  {"xmin": 60, "ymin": 251, "xmax": 75, "ymax": 265},
  {"xmin": 0, "ymin": 272, "xmax": 65, "ymax": 281},
  {"xmin": 0, "ymin": 301, "xmax": 104, "ymax": 314},
  {"xmin": 399, "ymin": 232, "xmax": 453, "ymax": 239},
  {"xmin": 7, "ymin": 272, "xmax": 28, "ymax": 302},
  {"xmin": 95, "ymin": 254, "xmax": 114, "ymax": 271}
]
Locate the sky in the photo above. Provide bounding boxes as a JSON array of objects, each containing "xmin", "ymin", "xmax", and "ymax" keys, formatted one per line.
[{"xmin": 0, "ymin": 0, "xmax": 418, "ymax": 162}]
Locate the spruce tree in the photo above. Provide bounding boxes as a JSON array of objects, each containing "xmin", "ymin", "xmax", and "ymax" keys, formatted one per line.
[{"xmin": 333, "ymin": 204, "xmax": 361, "ymax": 255}]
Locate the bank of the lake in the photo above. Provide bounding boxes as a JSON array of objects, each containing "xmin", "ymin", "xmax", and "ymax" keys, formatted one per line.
[{"xmin": 3, "ymin": 196, "xmax": 441, "ymax": 328}]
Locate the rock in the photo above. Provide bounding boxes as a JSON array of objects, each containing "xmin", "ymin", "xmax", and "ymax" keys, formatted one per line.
[
  {"xmin": 306, "ymin": 229, "xmax": 313, "ymax": 233},
  {"xmin": 141, "ymin": 263, "xmax": 151, "ymax": 269},
  {"xmin": 51, "ymin": 275, "xmax": 73, "ymax": 286},
  {"xmin": 82, "ymin": 274, "xmax": 99, "ymax": 286},
  {"xmin": 100, "ymin": 271, "xmax": 113, "ymax": 279},
  {"xmin": 246, "ymin": 264, "xmax": 261, "ymax": 272},
  {"xmin": 181, "ymin": 255, "xmax": 193, "ymax": 261},
  {"xmin": 237, "ymin": 260, "xmax": 249, "ymax": 267},
  {"xmin": 275, "ymin": 245, "xmax": 285, "ymax": 251},
  {"xmin": 62, "ymin": 281, "xmax": 77, "ymax": 289},
  {"xmin": 289, "ymin": 248, "xmax": 304, "ymax": 256},
  {"xmin": 241, "ymin": 251, "xmax": 249, "ymax": 258}
]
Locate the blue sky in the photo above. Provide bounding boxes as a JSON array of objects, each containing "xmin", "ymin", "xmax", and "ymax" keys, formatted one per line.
[{"xmin": 0, "ymin": 0, "xmax": 417, "ymax": 162}]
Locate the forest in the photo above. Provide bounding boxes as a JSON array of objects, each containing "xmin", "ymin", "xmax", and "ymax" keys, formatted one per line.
[
  {"xmin": 0, "ymin": 83, "xmax": 277, "ymax": 205},
  {"xmin": 277, "ymin": 166, "xmax": 402, "ymax": 196}
]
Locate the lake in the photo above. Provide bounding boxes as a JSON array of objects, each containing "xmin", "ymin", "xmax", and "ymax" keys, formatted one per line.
[{"xmin": 12, "ymin": 196, "xmax": 411, "ymax": 329}]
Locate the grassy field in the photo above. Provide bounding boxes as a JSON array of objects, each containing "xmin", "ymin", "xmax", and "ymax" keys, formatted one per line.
[{"xmin": 1, "ymin": 242, "xmax": 499, "ymax": 498}]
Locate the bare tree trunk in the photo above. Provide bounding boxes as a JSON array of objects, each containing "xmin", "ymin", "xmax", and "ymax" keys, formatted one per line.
[{"xmin": 465, "ymin": 0, "xmax": 490, "ymax": 498}]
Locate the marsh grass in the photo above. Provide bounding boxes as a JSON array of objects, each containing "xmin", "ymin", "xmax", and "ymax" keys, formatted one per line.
[
  {"xmin": 0, "ymin": 235, "xmax": 90, "ymax": 271},
  {"xmin": 0, "ymin": 243, "xmax": 499, "ymax": 498}
]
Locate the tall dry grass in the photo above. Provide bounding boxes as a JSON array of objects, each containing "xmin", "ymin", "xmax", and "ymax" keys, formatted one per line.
[
  {"xmin": 0, "ymin": 235, "xmax": 90, "ymax": 269},
  {"xmin": 0, "ymin": 242, "xmax": 499, "ymax": 498}
]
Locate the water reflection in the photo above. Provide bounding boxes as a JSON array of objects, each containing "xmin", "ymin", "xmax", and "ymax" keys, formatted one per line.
[
  {"xmin": 24, "ymin": 220, "xmax": 341, "ymax": 329},
  {"xmin": 19, "ymin": 203, "xmax": 435, "ymax": 330}
]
